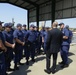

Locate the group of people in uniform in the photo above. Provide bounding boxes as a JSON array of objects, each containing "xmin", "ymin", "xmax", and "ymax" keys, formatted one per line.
[{"xmin": 0, "ymin": 21, "xmax": 73, "ymax": 75}]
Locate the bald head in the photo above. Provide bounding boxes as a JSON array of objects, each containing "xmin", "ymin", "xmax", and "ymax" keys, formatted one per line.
[{"xmin": 52, "ymin": 21, "xmax": 58, "ymax": 28}]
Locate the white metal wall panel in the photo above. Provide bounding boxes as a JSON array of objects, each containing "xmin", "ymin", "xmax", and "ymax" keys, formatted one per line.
[
  {"xmin": 39, "ymin": 5, "xmax": 51, "ymax": 14},
  {"xmin": 39, "ymin": 13, "xmax": 51, "ymax": 21},
  {"xmin": 29, "ymin": 0, "xmax": 76, "ymax": 22},
  {"xmin": 56, "ymin": 1, "xmax": 63, "ymax": 10},
  {"xmin": 29, "ymin": 17, "xmax": 36, "ymax": 22},
  {"xmin": 72, "ymin": 8, "xmax": 76, "ymax": 17},
  {"xmin": 39, "ymin": 2, "xmax": 51, "ymax": 21},
  {"xmin": 29, "ymin": 9, "xmax": 36, "ymax": 22},
  {"xmin": 55, "ymin": 11, "xmax": 63, "ymax": 19},
  {"xmin": 55, "ymin": 0, "xmax": 76, "ymax": 19},
  {"xmin": 73, "ymin": 0, "xmax": 76, "ymax": 6},
  {"xmin": 29, "ymin": 10, "xmax": 36, "ymax": 17},
  {"xmin": 63, "ymin": 0, "xmax": 72, "ymax": 8},
  {"xmin": 63, "ymin": 9, "xmax": 71, "ymax": 18}
]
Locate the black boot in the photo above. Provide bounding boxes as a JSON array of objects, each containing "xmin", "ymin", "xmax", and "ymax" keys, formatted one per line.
[
  {"xmin": 7, "ymin": 68, "xmax": 15, "ymax": 72},
  {"xmin": 31, "ymin": 58, "xmax": 35, "ymax": 62},
  {"xmin": 26, "ymin": 60, "xmax": 29, "ymax": 65},
  {"xmin": 19, "ymin": 62, "xmax": 24, "ymax": 65},
  {"xmin": 14, "ymin": 64, "xmax": 19, "ymax": 70}
]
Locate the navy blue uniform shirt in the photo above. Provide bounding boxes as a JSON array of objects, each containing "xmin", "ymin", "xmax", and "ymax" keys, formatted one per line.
[
  {"xmin": 22, "ymin": 29, "xmax": 27, "ymax": 38},
  {"xmin": 3, "ymin": 30, "xmax": 13, "ymax": 44},
  {"xmin": 42, "ymin": 31, "xmax": 47, "ymax": 43},
  {"xmin": 0, "ymin": 31, "xmax": 5, "ymax": 45},
  {"xmin": 61, "ymin": 28, "xmax": 70, "ymax": 45},
  {"xmin": 40, "ymin": 30, "xmax": 45, "ymax": 37},
  {"xmin": 69, "ymin": 30, "xmax": 73, "ymax": 43},
  {"xmin": 26, "ymin": 30, "xmax": 37, "ymax": 43},
  {"xmin": 13, "ymin": 29, "xmax": 24, "ymax": 42}
]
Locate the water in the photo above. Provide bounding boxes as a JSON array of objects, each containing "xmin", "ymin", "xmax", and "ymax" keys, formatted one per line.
[{"xmin": 72, "ymin": 33, "xmax": 76, "ymax": 43}]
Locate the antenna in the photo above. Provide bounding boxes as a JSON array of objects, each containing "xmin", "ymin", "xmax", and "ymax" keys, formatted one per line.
[{"xmin": 12, "ymin": 18, "xmax": 15, "ymax": 27}]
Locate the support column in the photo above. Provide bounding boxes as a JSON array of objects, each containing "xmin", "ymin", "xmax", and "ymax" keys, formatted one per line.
[
  {"xmin": 27, "ymin": 10, "xmax": 29, "ymax": 30},
  {"xmin": 52, "ymin": 0, "xmax": 56, "ymax": 24},
  {"xmin": 36, "ymin": 6, "xmax": 39, "ymax": 30}
]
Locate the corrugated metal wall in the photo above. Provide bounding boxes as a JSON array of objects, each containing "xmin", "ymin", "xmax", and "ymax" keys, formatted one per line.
[{"xmin": 29, "ymin": 0, "xmax": 76, "ymax": 22}]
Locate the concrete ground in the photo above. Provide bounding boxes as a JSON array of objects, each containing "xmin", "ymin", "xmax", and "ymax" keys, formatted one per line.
[{"xmin": 7, "ymin": 44, "xmax": 76, "ymax": 75}]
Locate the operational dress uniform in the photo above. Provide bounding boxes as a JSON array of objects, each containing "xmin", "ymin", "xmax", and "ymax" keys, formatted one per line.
[
  {"xmin": 34, "ymin": 26, "xmax": 41, "ymax": 54},
  {"xmin": 25, "ymin": 25, "xmax": 37, "ymax": 65},
  {"xmin": 68, "ymin": 30, "xmax": 73, "ymax": 51},
  {"xmin": 0, "ymin": 33, "xmax": 6, "ymax": 75},
  {"xmin": 65, "ymin": 25, "xmax": 73, "ymax": 52},
  {"xmin": 40, "ymin": 28, "xmax": 45, "ymax": 50},
  {"xmin": 60, "ymin": 28, "xmax": 70, "ymax": 68},
  {"xmin": 42, "ymin": 30, "xmax": 48, "ymax": 53},
  {"xmin": 2, "ymin": 23, "xmax": 14, "ymax": 71},
  {"xmin": 13, "ymin": 23, "xmax": 24, "ymax": 70},
  {"xmin": 22, "ymin": 24, "xmax": 27, "ymax": 57},
  {"xmin": 0, "ymin": 21, "xmax": 6, "ymax": 75}
]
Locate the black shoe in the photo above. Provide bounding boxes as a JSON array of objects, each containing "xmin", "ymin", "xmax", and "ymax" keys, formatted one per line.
[
  {"xmin": 44, "ymin": 69, "xmax": 51, "ymax": 74},
  {"xmin": 7, "ymin": 68, "xmax": 15, "ymax": 72},
  {"xmin": 19, "ymin": 62, "xmax": 24, "ymax": 65},
  {"xmin": 51, "ymin": 70, "xmax": 56, "ymax": 74},
  {"xmin": 61, "ymin": 64, "xmax": 69, "ymax": 68},
  {"xmin": 59, "ymin": 61, "xmax": 64, "ymax": 65},
  {"xmin": 31, "ymin": 59, "xmax": 35, "ymax": 62},
  {"xmin": 14, "ymin": 66, "xmax": 19, "ymax": 70},
  {"xmin": 6, "ymin": 73, "xmax": 8, "ymax": 75},
  {"xmin": 26, "ymin": 61, "xmax": 29, "ymax": 65}
]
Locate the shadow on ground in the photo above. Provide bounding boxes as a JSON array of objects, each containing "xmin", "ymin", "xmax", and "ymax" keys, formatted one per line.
[
  {"xmin": 68, "ymin": 52, "xmax": 75, "ymax": 57},
  {"xmin": 8, "ymin": 56, "xmax": 45, "ymax": 75},
  {"xmin": 54, "ymin": 58, "xmax": 73, "ymax": 74}
]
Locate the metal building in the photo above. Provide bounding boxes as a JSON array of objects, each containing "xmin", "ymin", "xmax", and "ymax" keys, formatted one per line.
[{"xmin": 0, "ymin": 0, "xmax": 76, "ymax": 28}]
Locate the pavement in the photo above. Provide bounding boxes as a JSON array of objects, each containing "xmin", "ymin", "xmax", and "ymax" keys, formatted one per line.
[{"xmin": 7, "ymin": 44, "xmax": 76, "ymax": 75}]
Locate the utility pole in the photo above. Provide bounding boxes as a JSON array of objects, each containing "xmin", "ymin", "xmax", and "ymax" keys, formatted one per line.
[{"xmin": 12, "ymin": 18, "xmax": 15, "ymax": 27}]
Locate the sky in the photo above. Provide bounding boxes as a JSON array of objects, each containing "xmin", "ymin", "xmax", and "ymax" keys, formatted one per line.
[
  {"xmin": 0, "ymin": 3, "xmax": 76, "ymax": 28},
  {"xmin": 0, "ymin": 3, "xmax": 27, "ymax": 26}
]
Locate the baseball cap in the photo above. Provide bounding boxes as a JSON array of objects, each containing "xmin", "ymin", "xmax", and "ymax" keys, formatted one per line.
[
  {"xmin": 4, "ymin": 23, "xmax": 10, "ymax": 27},
  {"xmin": 65, "ymin": 25, "xmax": 69, "ymax": 29},
  {"xmin": 30, "ymin": 24, "xmax": 35, "ymax": 28},
  {"xmin": 9, "ymin": 22, "xmax": 13, "ymax": 27},
  {"xmin": 0, "ymin": 21, "xmax": 4, "ymax": 25},
  {"xmin": 59, "ymin": 23, "xmax": 64, "ymax": 26},
  {"xmin": 23, "ymin": 24, "xmax": 26, "ymax": 27},
  {"xmin": 17, "ymin": 23, "xmax": 22, "ymax": 27}
]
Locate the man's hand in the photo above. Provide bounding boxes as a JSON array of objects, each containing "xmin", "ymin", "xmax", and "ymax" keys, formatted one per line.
[
  {"xmin": 12, "ymin": 43, "xmax": 15, "ymax": 49},
  {"xmin": 22, "ymin": 42, "xmax": 25, "ymax": 46},
  {"xmin": 1, "ymin": 47, "xmax": 7, "ymax": 52},
  {"xmin": 4, "ymin": 47, "xmax": 7, "ymax": 52}
]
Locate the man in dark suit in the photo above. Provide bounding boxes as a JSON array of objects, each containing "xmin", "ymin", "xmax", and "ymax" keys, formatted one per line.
[{"xmin": 44, "ymin": 21, "xmax": 63, "ymax": 74}]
